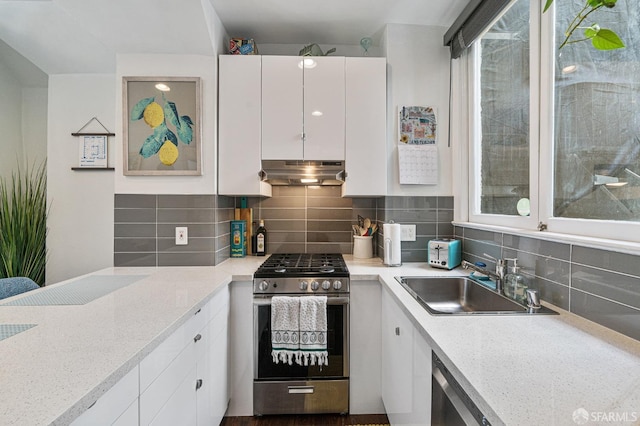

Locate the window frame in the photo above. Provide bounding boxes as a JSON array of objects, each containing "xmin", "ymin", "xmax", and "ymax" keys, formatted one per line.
[
  {"xmin": 467, "ymin": 0, "xmax": 540, "ymax": 230},
  {"xmin": 462, "ymin": 0, "xmax": 640, "ymax": 245}
]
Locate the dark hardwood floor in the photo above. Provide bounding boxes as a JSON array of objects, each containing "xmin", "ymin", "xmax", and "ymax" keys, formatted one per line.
[{"xmin": 220, "ymin": 414, "xmax": 390, "ymax": 426}]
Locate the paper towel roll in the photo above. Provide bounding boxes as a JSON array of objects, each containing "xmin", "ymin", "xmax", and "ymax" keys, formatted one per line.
[{"xmin": 383, "ymin": 223, "xmax": 402, "ymax": 266}]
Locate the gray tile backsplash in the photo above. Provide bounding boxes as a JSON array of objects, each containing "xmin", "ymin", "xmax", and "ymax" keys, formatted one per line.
[
  {"xmin": 455, "ymin": 224, "xmax": 640, "ymax": 341},
  {"xmin": 571, "ymin": 264, "xmax": 640, "ymax": 310},
  {"xmin": 570, "ymin": 289, "xmax": 640, "ymax": 341},
  {"xmin": 246, "ymin": 186, "xmax": 362, "ymax": 254},
  {"xmin": 114, "ymin": 194, "xmax": 231, "ymax": 267},
  {"xmin": 113, "ymin": 192, "xmax": 639, "ymax": 341},
  {"xmin": 377, "ymin": 196, "xmax": 455, "ymax": 263},
  {"xmin": 115, "ymin": 192, "xmax": 454, "ymax": 261}
]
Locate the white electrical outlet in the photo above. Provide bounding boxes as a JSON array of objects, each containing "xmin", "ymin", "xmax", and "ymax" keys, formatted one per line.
[
  {"xmin": 400, "ymin": 224, "xmax": 416, "ymax": 241},
  {"xmin": 175, "ymin": 227, "xmax": 188, "ymax": 245}
]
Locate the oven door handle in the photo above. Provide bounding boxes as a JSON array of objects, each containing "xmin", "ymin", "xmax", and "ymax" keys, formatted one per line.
[
  {"xmin": 253, "ymin": 296, "xmax": 349, "ymax": 306},
  {"xmin": 288, "ymin": 385, "xmax": 315, "ymax": 394}
]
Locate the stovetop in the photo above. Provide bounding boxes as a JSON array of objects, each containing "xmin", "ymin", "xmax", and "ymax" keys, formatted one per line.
[
  {"xmin": 254, "ymin": 253, "xmax": 349, "ymax": 278},
  {"xmin": 253, "ymin": 253, "xmax": 350, "ymax": 294}
]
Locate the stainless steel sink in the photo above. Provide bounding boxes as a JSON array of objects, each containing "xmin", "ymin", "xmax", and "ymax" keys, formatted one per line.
[{"xmin": 395, "ymin": 276, "xmax": 557, "ymax": 315}]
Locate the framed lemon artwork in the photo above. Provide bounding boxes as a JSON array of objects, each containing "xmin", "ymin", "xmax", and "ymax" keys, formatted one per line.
[{"xmin": 123, "ymin": 77, "xmax": 202, "ymax": 175}]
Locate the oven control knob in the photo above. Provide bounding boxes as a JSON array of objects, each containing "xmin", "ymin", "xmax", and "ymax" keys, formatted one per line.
[
  {"xmin": 258, "ymin": 281, "xmax": 269, "ymax": 291},
  {"xmin": 333, "ymin": 280, "xmax": 343, "ymax": 290},
  {"xmin": 310, "ymin": 280, "xmax": 320, "ymax": 291},
  {"xmin": 322, "ymin": 280, "xmax": 331, "ymax": 290},
  {"xmin": 299, "ymin": 281, "xmax": 308, "ymax": 291}
]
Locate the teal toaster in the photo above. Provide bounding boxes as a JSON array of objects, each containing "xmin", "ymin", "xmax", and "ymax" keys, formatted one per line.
[{"xmin": 428, "ymin": 239, "xmax": 461, "ymax": 269}]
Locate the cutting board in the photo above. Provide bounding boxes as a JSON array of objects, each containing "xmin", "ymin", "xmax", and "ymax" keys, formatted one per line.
[{"xmin": 234, "ymin": 208, "xmax": 253, "ymax": 255}]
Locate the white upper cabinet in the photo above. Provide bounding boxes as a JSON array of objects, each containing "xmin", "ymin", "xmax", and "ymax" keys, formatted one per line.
[
  {"xmin": 262, "ymin": 56, "xmax": 345, "ymax": 161},
  {"xmin": 262, "ymin": 56, "xmax": 303, "ymax": 160},
  {"xmin": 218, "ymin": 55, "xmax": 271, "ymax": 196},
  {"xmin": 342, "ymin": 57, "xmax": 387, "ymax": 197},
  {"xmin": 219, "ymin": 55, "xmax": 385, "ymax": 196},
  {"xmin": 303, "ymin": 56, "xmax": 345, "ymax": 160}
]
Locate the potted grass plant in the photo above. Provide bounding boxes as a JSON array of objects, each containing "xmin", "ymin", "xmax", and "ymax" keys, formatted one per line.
[{"xmin": 0, "ymin": 162, "xmax": 48, "ymax": 286}]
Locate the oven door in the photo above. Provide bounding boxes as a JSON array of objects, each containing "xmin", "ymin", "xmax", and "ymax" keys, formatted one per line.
[{"xmin": 253, "ymin": 295, "xmax": 349, "ymax": 380}]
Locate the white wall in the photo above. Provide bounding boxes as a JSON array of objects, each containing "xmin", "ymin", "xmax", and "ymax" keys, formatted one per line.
[
  {"xmin": 46, "ymin": 74, "xmax": 115, "ymax": 284},
  {"xmin": 201, "ymin": 0, "xmax": 228, "ymax": 57},
  {"xmin": 21, "ymin": 87, "xmax": 48, "ymax": 166},
  {"xmin": 0, "ymin": 60, "xmax": 25, "ymax": 179},
  {"xmin": 384, "ymin": 24, "xmax": 453, "ymax": 196},
  {"xmin": 115, "ymin": 54, "xmax": 217, "ymax": 194}
]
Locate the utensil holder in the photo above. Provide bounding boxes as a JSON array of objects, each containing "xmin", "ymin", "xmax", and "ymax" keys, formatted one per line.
[{"xmin": 353, "ymin": 235, "xmax": 373, "ymax": 259}]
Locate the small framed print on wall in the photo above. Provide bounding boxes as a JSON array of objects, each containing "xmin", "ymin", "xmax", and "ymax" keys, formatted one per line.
[
  {"xmin": 123, "ymin": 76, "xmax": 202, "ymax": 176},
  {"xmin": 79, "ymin": 135, "xmax": 107, "ymax": 168}
]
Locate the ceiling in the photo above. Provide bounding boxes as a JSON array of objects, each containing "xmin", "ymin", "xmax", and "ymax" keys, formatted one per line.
[
  {"xmin": 0, "ymin": 0, "xmax": 470, "ymax": 79},
  {"xmin": 210, "ymin": 0, "xmax": 470, "ymax": 46}
]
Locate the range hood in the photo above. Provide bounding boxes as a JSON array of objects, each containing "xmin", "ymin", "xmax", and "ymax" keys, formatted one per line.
[{"xmin": 259, "ymin": 160, "xmax": 346, "ymax": 186}]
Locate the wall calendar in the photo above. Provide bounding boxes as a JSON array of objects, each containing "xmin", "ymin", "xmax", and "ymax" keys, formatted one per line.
[{"xmin": 398, "ymin": 106, "xmax": 438, "ymax": 184}]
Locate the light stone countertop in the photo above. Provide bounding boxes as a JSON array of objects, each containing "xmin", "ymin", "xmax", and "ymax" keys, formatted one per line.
[
  {"xmin": 1, "ymin": 255, "xmax": 639, "ymax": 426},
  {"xmin": 348, "ymin": 256, "xmax": 640, "ymax": 426}
]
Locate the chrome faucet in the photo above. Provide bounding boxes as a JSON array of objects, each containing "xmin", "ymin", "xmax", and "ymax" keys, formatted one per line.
[{"xmin": 461, "ymin": 254, "xmax": 506, "ymax": 295}]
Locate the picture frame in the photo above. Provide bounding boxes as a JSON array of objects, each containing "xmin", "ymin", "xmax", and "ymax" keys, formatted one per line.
[
  {"xmin": 123, "ymin": 76, "xmax": 201, "ymax": 175},
  {"xmin": 79, "ymin": 135, "xmax": 108, "ymax": 168}
]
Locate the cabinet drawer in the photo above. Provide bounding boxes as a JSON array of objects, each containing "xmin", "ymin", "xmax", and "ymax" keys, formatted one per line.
[
  {"xmin": 194, "ymin": 308, "xmax": 228, "ymax": 362},
  {"xmin": 112, "ymin": 399, "xmax": 138, "ymax": 426},
  {"xmin": 140, "ymin": 334, "xmax": 198, "ymax": 424},
  {"xmin": 140, "ymin": 304, "xmax": 209, "ymax": 392},
  {"xmin": 148, "ymin": 366, "xmax": 198, "ymax": 426},
  {"xmin": 71, "ymin": 366, "xmax": 138, "ymax": 426},
  {"xmin": 205, "ymin": 286, "xmax": 229, "ymax": 324}
]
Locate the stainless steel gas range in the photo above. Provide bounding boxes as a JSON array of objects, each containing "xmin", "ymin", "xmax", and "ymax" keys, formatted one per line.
[{"xmin": 253, "ymin": 253, "xmax": 350, "ymax": 416}]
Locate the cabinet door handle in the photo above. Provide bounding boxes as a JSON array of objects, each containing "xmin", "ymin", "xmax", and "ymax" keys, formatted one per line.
[
  {"xmin": 196, "ymin": 379, "xmax": 203, "ymax": 390},
  {"xmin": 194, "ymin": 308, "xmax": 201, "ymax": 315},
  {"xmin": 194, "ymin": 333, "xmax": 202, "ymax": 343},
  {"xmin": 395, "ymin": 327, "xmax": 400, "ymax": 336}
]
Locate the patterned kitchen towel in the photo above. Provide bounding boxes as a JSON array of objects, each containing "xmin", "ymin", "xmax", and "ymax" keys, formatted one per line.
[
  {"xmin": 299, "ymin": 295, "xmax": 328, "ymax": 366},
  {"xmin": 271, "ymin": 296, "xmax": 300, "ymax": 365}
]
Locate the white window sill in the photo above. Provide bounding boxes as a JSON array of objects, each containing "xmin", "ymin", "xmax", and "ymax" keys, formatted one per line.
[{"xmin": 453, "ymin": 221, "xmax": 640, "ymax": 256}]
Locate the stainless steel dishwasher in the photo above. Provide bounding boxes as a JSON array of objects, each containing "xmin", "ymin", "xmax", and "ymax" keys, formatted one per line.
[{"xmin": 432, "ymin": 352, "xmax": 492, "ymax": 426}]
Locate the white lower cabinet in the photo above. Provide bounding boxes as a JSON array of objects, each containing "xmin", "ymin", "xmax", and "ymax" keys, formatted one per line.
[
  {"xmin": 381, "ymin": 288, "xmax": 432, "ymax": 426},
  {"xmin": 148, "ymin": 366, "xmax": 198, "ymax": 426},
  {"xmin": 113, "ymin": 400, "xmax": 139, "ymax": 426},
  {"xmin": 71, "ymin": 366, "xmax": 139, "ymax": 426},
  {"xmin": 140, "ymin": 286, "xmax": 230, "ymax": 425},
  {"xmin": 350, "ymin": 280, "xmax": 384, "ymax": 414},
  {"xmin": 226, "ymin": 281, "xmax": 253, "ymax": 416},
  {"xmin": 75, "ymin": 287, "xmax": 230, "ymax": 426},
  {"xmin": 140, "ymin": 333, "xmax": 198, "ymax": 425},
  {"xmin": 196, "ymin": 295, "xmax": 229, "ymax": 426}
]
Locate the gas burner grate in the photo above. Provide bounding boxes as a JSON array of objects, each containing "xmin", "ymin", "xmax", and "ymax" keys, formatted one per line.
[{"xmin": 255, "ymin": 253, "xmax": 348, "ymax": 277}]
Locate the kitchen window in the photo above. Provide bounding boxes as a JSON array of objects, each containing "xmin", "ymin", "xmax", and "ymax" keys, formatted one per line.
[{"xmin": 462, "ymin": 0, "xmax": 640, "ymax": 243}]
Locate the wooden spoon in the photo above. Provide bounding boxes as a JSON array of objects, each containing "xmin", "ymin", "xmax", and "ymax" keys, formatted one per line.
[{"xmin": 363, "ymin": 217, "xmax": 371, "ymax": 230}]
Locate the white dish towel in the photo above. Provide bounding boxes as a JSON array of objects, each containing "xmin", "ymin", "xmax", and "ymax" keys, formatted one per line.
[
  {"xmin": 271, "ymin": 296, "xmax": 300, "ymax": 365},
  {"xmin": 299, "ymin": 295, "xmax": 328, "ymax": 366},
  {"xmin": 271, "ymin": 295, "xmax": 328, "ymax": 366}
]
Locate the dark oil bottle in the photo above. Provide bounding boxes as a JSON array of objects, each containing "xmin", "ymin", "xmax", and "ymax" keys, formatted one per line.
[{"xmin": 256, "ymin": 220, "xmax": 267, "ymax": 256}]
